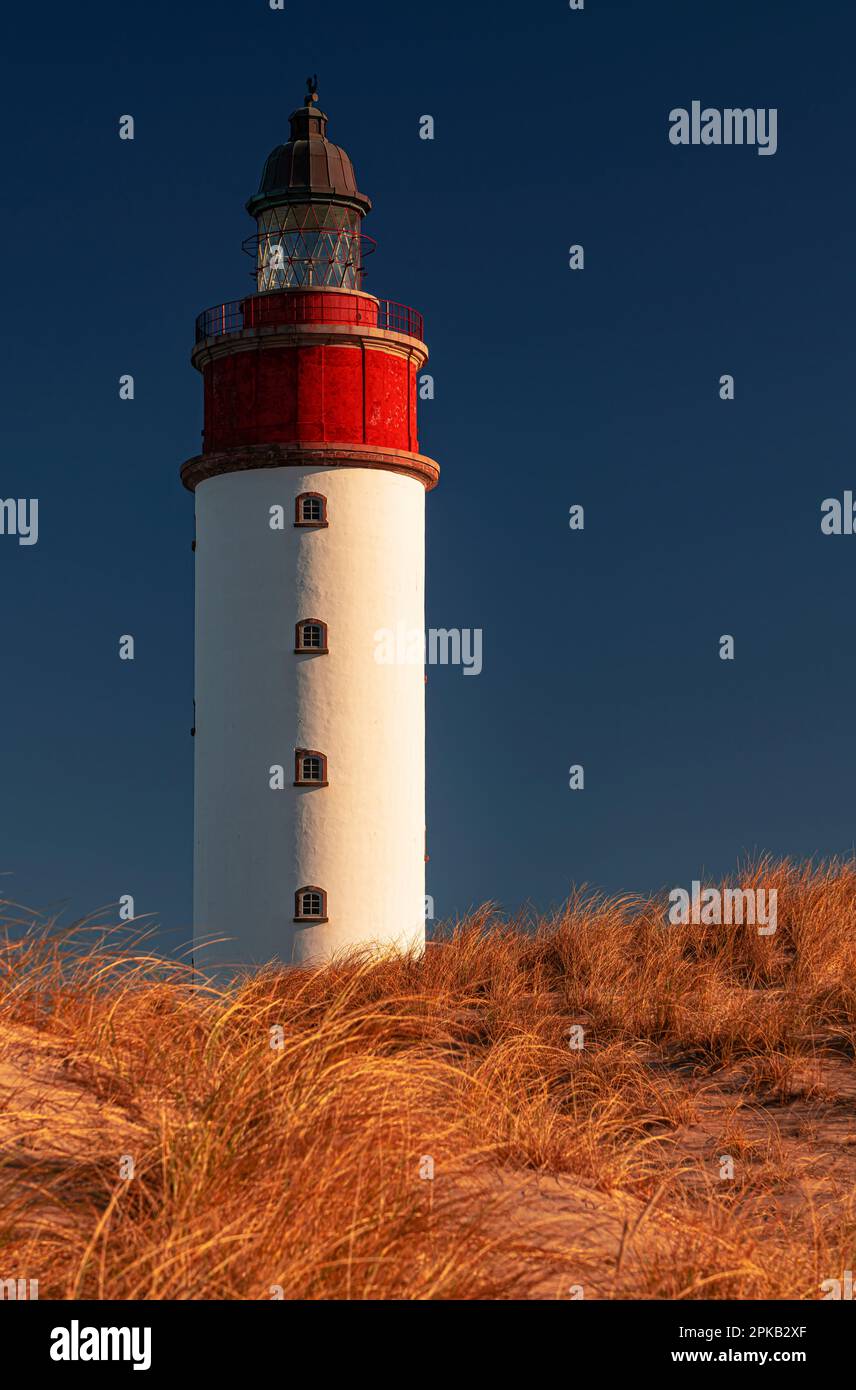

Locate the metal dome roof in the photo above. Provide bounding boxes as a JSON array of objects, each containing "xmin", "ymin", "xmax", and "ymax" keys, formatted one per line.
[{"xmin": 246, "ymin": 86, "xmax": 372, "ymax": 219}]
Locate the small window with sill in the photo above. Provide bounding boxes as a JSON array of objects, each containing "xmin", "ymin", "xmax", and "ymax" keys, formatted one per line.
[
  {"xmin": 295, "ymin": 619, "xmax": 328, "ymax": 653},
  {"xmin": 295, "ymin": 493, "xmax": 328, "ymax": 528},
  {"xmin": 294, "ymin": 749, "xmax": 328, "ymax": 786},
  {"xmin": 294, "ymin": 886, "xmax": 328, "ymax": 922}
]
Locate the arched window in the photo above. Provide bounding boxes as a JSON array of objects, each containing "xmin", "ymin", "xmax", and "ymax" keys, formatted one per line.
[
  {"xmin": 294, "ymin": 749, "xmax": 328, "ymax": 786},
  {"xmin": 294, "ymin": 619, "xmax": 328, "ymax": 653},
  {"xmin": 294, "ymin": 886, "xmax": 328, "ymax": 922},
  {"xmin": 294, "ymin": 492, "xmax": 328, "ymax": 528}
]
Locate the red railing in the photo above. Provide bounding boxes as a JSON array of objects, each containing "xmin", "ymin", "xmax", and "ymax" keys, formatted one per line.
[{"xmin": 195, "ymin": 293, "xmax": 424, "ymax": 344}]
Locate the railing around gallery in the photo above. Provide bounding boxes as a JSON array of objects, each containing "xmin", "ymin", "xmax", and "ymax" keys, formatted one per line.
[{"xmin": 195, "ymin": 293, "xmax": 424, "ymax": 343}]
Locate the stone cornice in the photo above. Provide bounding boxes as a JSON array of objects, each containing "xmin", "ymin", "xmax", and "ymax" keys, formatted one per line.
[{"xmin": 181, "ymin": 441, "xmax": 440, "ymax": 492}]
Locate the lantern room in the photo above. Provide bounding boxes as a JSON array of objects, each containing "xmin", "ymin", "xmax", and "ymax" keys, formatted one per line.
[{"xmin": 243, "ymin": 78, "xmax": 374, "ymax": 292}]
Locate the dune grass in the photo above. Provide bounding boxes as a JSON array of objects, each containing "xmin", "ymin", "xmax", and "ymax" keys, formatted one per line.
[{"xmin": 1, "ymin": 856, "xmax": 854, "ymax": 1299}]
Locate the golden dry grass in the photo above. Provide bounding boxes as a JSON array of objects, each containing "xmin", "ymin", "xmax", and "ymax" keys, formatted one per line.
[{"xmin": 1, "ymin": 856, "xmax": 855, "ymax": 1300}]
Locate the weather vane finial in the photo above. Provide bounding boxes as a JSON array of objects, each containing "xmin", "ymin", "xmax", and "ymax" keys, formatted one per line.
[{"xmin": 306, "ymin": 74, "xmax": 318, "ymax": 105}]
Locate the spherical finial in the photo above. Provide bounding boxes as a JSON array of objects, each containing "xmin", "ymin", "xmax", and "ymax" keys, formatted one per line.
[{"xmin": 305, "ymin": 74, "xmax": 318, "ymax": 106}]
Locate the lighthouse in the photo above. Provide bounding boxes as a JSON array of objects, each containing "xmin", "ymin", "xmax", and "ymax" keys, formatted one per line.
[{"xmin": 182, "ymin": 81, "xmax": 438, "ymax": 968}]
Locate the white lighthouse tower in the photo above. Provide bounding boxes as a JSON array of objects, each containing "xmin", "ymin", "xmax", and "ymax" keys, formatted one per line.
[{"xmin": 182, "ymin": 82, "xmax": 439, "ymax": 968}]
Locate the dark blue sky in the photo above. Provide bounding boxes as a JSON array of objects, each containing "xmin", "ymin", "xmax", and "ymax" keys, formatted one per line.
[{"xmin": 1, "ymin": 0, "xmax": 854, "ymax": 949}]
